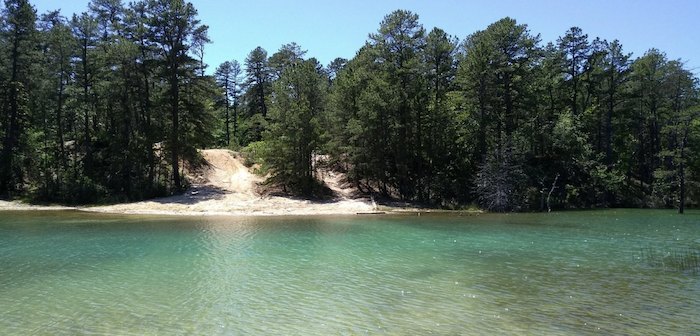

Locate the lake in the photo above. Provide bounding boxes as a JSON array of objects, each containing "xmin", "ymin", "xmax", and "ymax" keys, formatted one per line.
[{"xmin": 0, "ymin": 210, "xmax": 698, "ymax": 335}]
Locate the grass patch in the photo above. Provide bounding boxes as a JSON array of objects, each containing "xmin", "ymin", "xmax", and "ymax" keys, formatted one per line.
[{"xmin": 641, "ymin": 246, "xmax": 700, "ymax": 274}]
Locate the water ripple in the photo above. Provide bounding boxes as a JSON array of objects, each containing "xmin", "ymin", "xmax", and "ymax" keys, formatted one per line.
[{"xmin": 0, "ymin": 210, "xmax": 698, "ymax": 334}]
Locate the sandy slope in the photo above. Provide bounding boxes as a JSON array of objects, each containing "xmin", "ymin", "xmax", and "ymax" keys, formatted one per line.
[
  {"xmin": 82, "ymin": 149, "xmax": 375, "ymax": 216},
  {"xmin": 0, "ymin": 201, "xmax": 76, "ymax": 211}
]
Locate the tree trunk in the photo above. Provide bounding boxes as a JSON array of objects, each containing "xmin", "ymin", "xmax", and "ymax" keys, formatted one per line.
[
  {"xmin": 504, "ymin": 73, "xmax": 513, "ymax": 139},
  {"xmin": 0, "ymin": 28, "xmax": 24, "ymax": 194},
  {"xmin": 547, "ymin": 173, "xmax": 560, "ymax": 212},
  {"xmin": 678, "ymin": 125, "xmax": 688, "ymax": 214},
  {"xmin": 0, "ymin": 85, "xmax": 19, "ymax": 194},
  {"xmin": 475, "ymin": 78, "xmax": 488, "ymax": 164},
  {"xmin": 571, "ymin": 58, "xmax": 578, "ymax": 116},
  {"xmin": 57, "ymin": 61, "xmax": 67, "ymax": 170},
  {"xmin": 82, "ymin": 38, "xmax": 92, "ymax": 174},
  {"xmin": 233, "ymin": 102, "xmax": 238, "ymax": 144},
  {"xmin": 170, "ymin": 63, "xmax": 181, "ymax": 191},
  {"xmin": 140, "ymin": 48, "xmax": 155, "ymax": 188},
  {"xmin": 606, "ymin": 82, "xmax": 614, "ymax": 165},
  {"xmin": 679, "ymin": 158, "xmax": 685, "ymax": 214},
  {"xmin": 224, "ymin": 79, "xmax": 230, "ymax": 146}
]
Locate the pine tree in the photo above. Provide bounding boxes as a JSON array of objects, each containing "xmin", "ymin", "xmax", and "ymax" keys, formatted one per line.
[
  {"xmin": 34, "ymin": 10, "xmax": 74, "ymax": 199},
  {"xmin": 263, "ymin": 58, "xmax": 326, "ymax": 196},
  {"xmin": 422, "ymin": 27, "xmax": 459, "ymax": 203},
  {"xmin": 147, "ymin": 0, "xmax": 209, "ymax": 192},
  {"xmin": 557, "ymin": 27, "xmax": 590, "ymax": 117},
  {"xmin": 214, "ymin": 60, "xmax": 242, "ymax": 146},
  {"xmin": 368, "ymin": 9, "xmax": 426, "ymax": 199},
  {"xmin": 0, "ymin": 0, "xmax": 37, "ymax": 196}
]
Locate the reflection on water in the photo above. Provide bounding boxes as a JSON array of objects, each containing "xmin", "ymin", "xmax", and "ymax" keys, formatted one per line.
[{"xmin": 0, "ymin": 210, "xmax": 698, "ymax": 335}]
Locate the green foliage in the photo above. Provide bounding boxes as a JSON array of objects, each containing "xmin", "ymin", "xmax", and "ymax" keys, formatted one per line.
[
  {"xmin": 454, "ymin": 17, "xmax": 540, "ymax": 205},
  {"xmin": 214, "ymin": 60, "xmax": 242, "ymax": 147},
  {"xmin": 243, "ymin": 47, "xmax": 270, "ymax": 116},
  {"xmin": 1, "ymin": 2, "xmax": 699, "ymax": 211},
  {"xmin": 240, "ymin": 140, "xmax": 268, "ymax": 169},
  {"xmin": 0, "ymin": 0, "xmax": 37, "ymax": 196},
  {"xmin": 268, "ymin": 42, "xmax": 306, "ymax": 80},
  {"xmin": 148, "ymin": 0, "xmax": 210, "ymax": 192},
  {"xmin": 0, "ymin": 0, "xmax": 215, "ymax": 203},
  {"xmin": 261, "ymin": 58, "xmax": 326, "ymax": 196}
]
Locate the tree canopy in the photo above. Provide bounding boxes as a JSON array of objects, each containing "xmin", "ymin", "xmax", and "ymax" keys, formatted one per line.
[{"xmin": 0, "ymin": 3, "xmax": 698, "ymax": 213}]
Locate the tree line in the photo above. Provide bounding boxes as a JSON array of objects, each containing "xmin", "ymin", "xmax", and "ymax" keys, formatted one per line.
[
  {"xmin": 0, "ymin": 0, "xmax": 213, "ymax": 203},
  {"xmin": 1, "ymin": 1, "xmax": 698, "ymax": 212}
]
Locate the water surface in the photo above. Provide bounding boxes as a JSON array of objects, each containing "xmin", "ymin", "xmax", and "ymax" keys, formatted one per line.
[{"xmin": 0, "ymin": 210, "xmax": 698, "ymax": 335}]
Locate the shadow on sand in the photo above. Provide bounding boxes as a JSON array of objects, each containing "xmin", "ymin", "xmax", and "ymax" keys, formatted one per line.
[{"xmin": 150, "ymin": 185, "xmax": 229, "ymax": 205}]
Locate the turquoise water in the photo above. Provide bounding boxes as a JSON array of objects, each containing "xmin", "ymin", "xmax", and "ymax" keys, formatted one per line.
[{"xmin": 0, "ymin": 210, "xmax": 698, "ymax": 335}]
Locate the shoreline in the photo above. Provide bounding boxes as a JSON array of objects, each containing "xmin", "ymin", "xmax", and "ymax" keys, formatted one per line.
[
  {"xmin": 0, "ymin": 198, "xmax": 414, "ymax": 217},
  {"xmin": 1, "ymin": 199, "xmax": 481, "ymax": 218},
  {"xmin": 0, "ymin": 150, "xmax": 462, "ymax": 218},
  {"xmin": 0, "ymin": 201, "xmax": 78, "ymax": 212}
]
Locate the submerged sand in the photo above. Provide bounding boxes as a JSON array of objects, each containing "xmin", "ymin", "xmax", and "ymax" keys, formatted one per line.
[{"xmin": 1, "ymin": 149, "xmax": 379, "ymax": 217}]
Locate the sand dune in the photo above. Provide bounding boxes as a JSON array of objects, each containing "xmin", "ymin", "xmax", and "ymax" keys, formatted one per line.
[{"xmin": 82, "ymin": 149, "xmax": 376, "ymax": 216}]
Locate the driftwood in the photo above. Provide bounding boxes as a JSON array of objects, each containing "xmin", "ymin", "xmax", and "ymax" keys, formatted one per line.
[{"xmin": 546, "ymin": 173, "xmax": 560, "ymax": 213}]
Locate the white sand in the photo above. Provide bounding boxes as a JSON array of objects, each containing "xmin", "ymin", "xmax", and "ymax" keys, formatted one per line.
[
  {"xmin": 0, "ymin": 201, "xmax": 76, "ymax": 211},
  {"xmin": 81, "ymin": 149, "xmax": 377, "ymax": 217}
]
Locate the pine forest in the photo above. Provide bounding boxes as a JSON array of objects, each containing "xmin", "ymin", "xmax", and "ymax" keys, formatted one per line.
[{"xmin": 0, "ymin": 0, "xmax": 698, "ymax": 213}]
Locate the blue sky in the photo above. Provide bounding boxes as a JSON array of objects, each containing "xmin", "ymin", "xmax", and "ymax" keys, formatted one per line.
[{"xmin": 31, "ymin": 0, "xmax": 699, "ymax": 75}]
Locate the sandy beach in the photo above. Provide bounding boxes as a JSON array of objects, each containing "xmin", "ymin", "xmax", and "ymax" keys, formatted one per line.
[{"xmin": 1, "ymin": 149, "xmax": 383, "ymax": 217}]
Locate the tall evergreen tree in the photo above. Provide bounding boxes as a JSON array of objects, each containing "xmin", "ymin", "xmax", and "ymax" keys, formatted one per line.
[
  {"xmin": 557, "ymin": 27, "xmax": 590, "ymax": 117},
  {"xmin": 629, "ymin": 49, "xmax": 669, "ymax": 197},
  {"xmin": 0, "ymin": 0, "xmax": 36, "ymax": 196},
  {"xmin": 242, "ymin": 46, "xmax": 270, "ymax": 143},
  {"xmin": 268, "ymin": 42, "xmax": 306, "ymax": 80},
  {"xmin": 70, "ymin": 12, "xmax": 99, "ymax": 181},
  {"xmin": 214, "ymin": 60, "xmax": 242, "ymax": 146},
  {"xmin": 147, "ymin": 0, "xmax": 209, "ymax": 192},
  {"xmin": 326, "ymin": 57, "xmax": 347, "ymax": 81},
  {"xmin": 126, "ymin": 0, "xmax": 161, "ymax": 194},
  {"xmin": 456, "ymin": 18, "xmax": 539, "ymax": 209},
  {"xmin": 421, "ymin": 27, "xmax": 459, "ymax": 203},
  {"xmin": 34, "ymin": 10, "xmax": 73, "ymax": 198},
  {"xmin": 653, "ymin": 60, "xmax": 698, "ymax": 213},
  {"xmin": 263, "ymin": 58, "xmax": 326, "ymax": 196},
  {"xmin": 368, "ymin": 9, "xmax": 426, "ymax": 199},
  {"xmin": 600, "ymin": 39, "xmax": 631, "ymax": 166}
]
